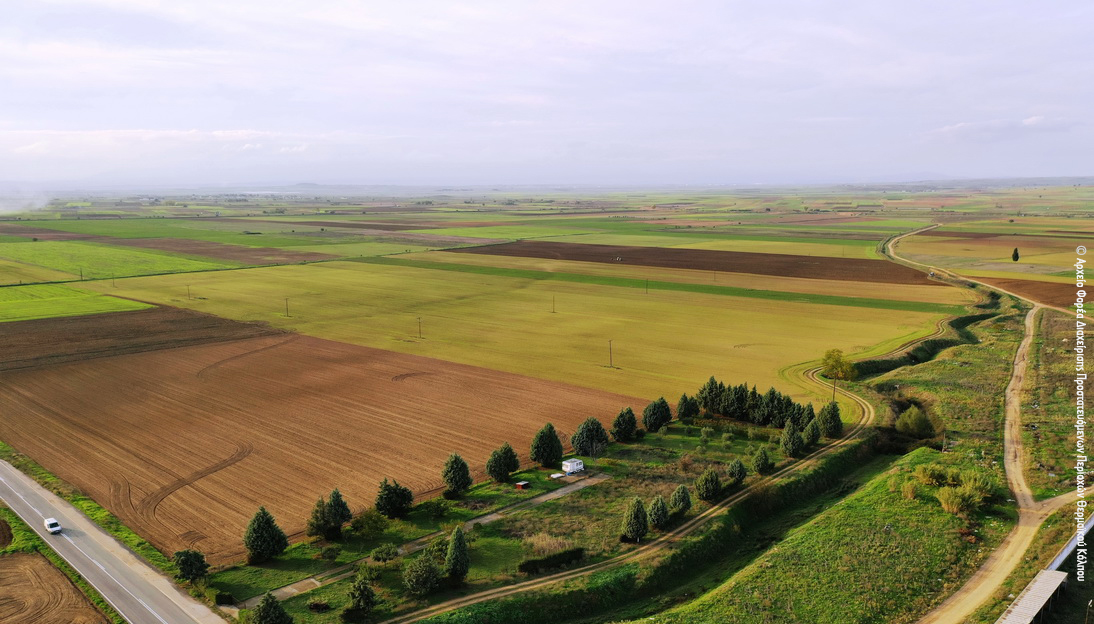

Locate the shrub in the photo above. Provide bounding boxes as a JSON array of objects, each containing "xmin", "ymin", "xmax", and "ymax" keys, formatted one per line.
[
  {"xmin": 418, "ymin": 499, "xmax": 449, "ymax": 521},
  {"xmin": 895, "ymin": 406, "xmax": 935, "ymax": 438},
  {"xmin": 371, "ymin": 543, "xmax": 399, "ymax": 563},
  {"xmin": 913, "ymin": 463, "xmax": 947, "ymax": 486},
  {"xmin": 357, "ymin": 562, "xmax": 380, "ymax": 582},
  {"xmin": 403, "ymin": 556, "xmax": 441, "ymax": 596},
  {"xmin": 319, "ymin": 545, "xmax": 341, "ymax": 561},
  {"xmin": 960, "ymin": 470, "xmax": 996, "ymax": 499},
  {"xmin": 350, "ymin": 508, "xmax": 388, "ymax": 540},
  {"xmin": 375, "ymin": 479, "xmax": 414, "ymax": 519},
  {"xmin": 750, "ymin": 447, "xmax": 774, "ymax": 475},
  {"xmin": 204, "ymin": 587, "xmax": 235, "ymax": 605},
  {"xmin": 523, "ymin": 533, "xmax": 573, "ymax": 557},
  {"xmin": 901, "ymin": 480, "xmax": 918, "ymax": 500},
  {"xmin": 936, "ymin": 486, "xmax": 980, "ymax": 515},
  {"xmin": 307, "ymin": 599, "xmax": 332, "ymax": 613},
  {"xmin": 670, "ymin": 484, "xmax": 692, "ymax": 515},
  {"xmin": 517, "ymin": 548, "xmax": 585, "ymax": 574},
  {"xmin": 726, "ymin": 459, "xmax": 747, "ymax": 486}
]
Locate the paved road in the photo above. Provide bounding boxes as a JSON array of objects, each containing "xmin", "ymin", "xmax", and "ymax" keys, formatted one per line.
[{"xmin": 0, "ymin": 460, "xmax": 224, "ymax": 624}]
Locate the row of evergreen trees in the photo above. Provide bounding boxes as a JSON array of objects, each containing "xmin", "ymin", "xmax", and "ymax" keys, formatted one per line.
[{"xmin": 690, "ymin": 376, "xmax": 843, "ymax": 438}]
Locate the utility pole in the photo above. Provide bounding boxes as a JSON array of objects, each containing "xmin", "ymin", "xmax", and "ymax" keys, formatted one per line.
[
  {"xmin": 187, "ymin": 285, "xmax": 191, "ymax": 300},
  {"xmin": 608, "ymin": 339, "xmax": 613, "ymax": 368},
  {"xmin": 79, "ymin": 267, "xmax": 83, "ymax": 280},
  {"xmin": 112, "ymin": 274, "xmax": 116, "ymax": 288},
  {"xmin": 285, "ymin": 297, "xmax": 290, "ymax": 317},
  {"xmin": 552, "ymin": 296, "xmax": 556, "ymax": 313},
  {"xmin": 417, "ymin": 317, "xmax": 422, "ymax": 339},
  {"xmin": 645, "ymin": 278, "xmax": 648, "ymax": 294}
]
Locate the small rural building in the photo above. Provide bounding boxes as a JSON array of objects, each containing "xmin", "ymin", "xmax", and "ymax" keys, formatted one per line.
[
  {"xmin": 515, "ymin": 481, "xmax": 530, "ymax": 490},
  {"xmin": 562, "ymin": 459, "xmax": 584, "ymax": 475}
]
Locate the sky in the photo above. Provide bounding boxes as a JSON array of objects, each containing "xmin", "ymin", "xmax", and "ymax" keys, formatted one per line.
[{"xmin": 1, "ymin": 1, "xmax": 1090, "ymax": 187}]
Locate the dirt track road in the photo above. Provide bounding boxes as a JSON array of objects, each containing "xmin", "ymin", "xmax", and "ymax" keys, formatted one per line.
[{"xmin": 885, "ymin": 228, "xmax": 1081, "ymax": 624}]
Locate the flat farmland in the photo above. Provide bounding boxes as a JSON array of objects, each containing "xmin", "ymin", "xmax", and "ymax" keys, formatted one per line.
[
  {"xmin": 0, "ymin": 553, "xmax": 108, "ymax": 624},
  {"xmin": 0, "ymin": 258, "xmax": 75, "ymax": 284},
  {"xmin": 0, "ymin": 240, "xmax": 238, "ymax": 280},
  {"xmin": 449, "ymin": 240, "xmax": 937, "ymax": 285},
  {"xmin": 0, "ymin": 332, "xmax": 639, "ymax": 564},
  {"xmin": 0, "ymin": 284, "xmax": 150, "ymax": 322},
  {"xmin": 88, "ymin": 261, "xmax": 946, "ymax": 400},
  {"xmin": 400, "ymin": 250, "xmax": 973, "ymax": 305},
  {"xmin": 898, "ymin": 232, "xmax": 1079, "ymax": 276}
]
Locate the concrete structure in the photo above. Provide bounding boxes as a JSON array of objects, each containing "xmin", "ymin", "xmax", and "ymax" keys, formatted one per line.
[{"xmin": 993, "ymin": 569, "xmax": 1068, "ymax": 624}]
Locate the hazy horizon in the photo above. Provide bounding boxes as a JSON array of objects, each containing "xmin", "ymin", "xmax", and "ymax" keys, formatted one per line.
[{"xmin": 3, "ymin": 1, "xmax": 1091, "ymax": 187}]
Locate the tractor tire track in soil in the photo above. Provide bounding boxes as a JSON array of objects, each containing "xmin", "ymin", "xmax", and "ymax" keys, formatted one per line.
[{"xmin": 0, "ymin": 553, "xmax": 109, "ymax": 624}]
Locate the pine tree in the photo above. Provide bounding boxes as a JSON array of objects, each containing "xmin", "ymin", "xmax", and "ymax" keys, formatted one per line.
[
  {"xmin": 328, "ymin": 489, "xmax": 352, "ymax": 526},
  {"xmin": 781, "ymin": 420, "xmax": 804, "ymax": 458},
  {"xmin": 172, "ymin": 549, "xmax": 209, "ymax": 583},
  {"xmin": 571, "ymin": 417, "xmax": 610, "ymax": 456},
  {"xmin": 442, "ymin": 453, "xmax": 472, "ymax": 498},
  {"xmin": 306, "ymin": 496, "xmax": 335, "ymax": 539},
  {"xmin": 244, "ymin": 507, "xmax": 288, "ymax": 564},
  {"xmin": 530, "ymin": 423, "xmax": 564, "ymax": 468},
  {"xmin": 751, "ymin": 447, "xmax": 774, "ymax": 475},
  {"xmin": 443, "ymin": 526, "xmax": 469, "ymax": 583},
  {"xmin": 648, "ymin": 495, "xmax": 669, "ymax": 530},
  {"xmin": 1012, "ymin": 247, "xmax": 1020, "ymax": 262},
  {"xmin": 252, "ymin": 592, "xmax": 293, "ymax": 624},
  {"xmin": 620, "ymin": 497, "xmax": 648, "ymax": 542},
  {"xmin": 498, "ymin": 442, "xmax": 520, "ymax": 473},
  {"xmin": 802, "ymin": 418, "xmax": 821, "ymax": 447},
  {"xmin": 696, "ymin": 376, "xmax": 721, "ymax": 414},
  {"xmin": 375, "ymin": 478, "xmax": 414, "ymax": 519},
  {"xmin": 610, "ymin": 407, "xmax": 638, "ymax": 442},
  {"xmin": 486, "ymin": 448, "xmax": 510, "ymax": 483},
  {"xmin": 345, "ymin": 575, "xmax": 378, "ymax": 617},
  {"xmin": 676, "ymin": 394, "xmax": 700, "ymax": 421},
  {"xmin": 669, "ymin": 484, "xmax": 692, "ymax": 515},
  {"xmin": 726, "ymin": 458, "xmax": 747, "ymax": 486},
  {"xmin": 642, "ymin": 397, "xmax": 672, "ymax": 433},
  {"xmin": 695, "ymin": 468, "xmax": 722, "ymax": 501},
  {"xmin": 819, "ymin": 401, "xmax": 843, "ymax": 438}
]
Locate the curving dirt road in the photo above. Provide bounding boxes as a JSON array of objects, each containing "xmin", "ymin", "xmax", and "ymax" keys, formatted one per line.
[{"xmin": 885, "ymin": 229, "xmax": 1080, "ymax": 624}]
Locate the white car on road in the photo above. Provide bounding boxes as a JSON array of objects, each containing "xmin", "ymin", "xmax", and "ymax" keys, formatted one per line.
[{"xmin": 44, "ymin": 517, "xmax": 62, "ymax": 534}]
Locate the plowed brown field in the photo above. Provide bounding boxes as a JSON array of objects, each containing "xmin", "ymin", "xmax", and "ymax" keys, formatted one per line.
[
  {"xmin": 0, "ymin": 307, "xmax": 282, "ymax": 372},
  {"xmin": 453, "ymin": 240, "xmax": 938, "ymax": 285},
  {"xmin": 974, "ymin": 277, "xmax": 1075, "ymax": 309},
  {"xmin": 0, "ymin": 334, "xmax": 639, "ymax": 564},
  {"xmin": 0, "ymin": 553, "xmax": 108, "ymax": 624}
]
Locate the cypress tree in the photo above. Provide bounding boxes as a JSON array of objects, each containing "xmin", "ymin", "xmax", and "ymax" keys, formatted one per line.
[
  {"xmin": 751, "ymin": 447, "xmax": 774, "ymax": 474},
  {"xmin": 375, "ymin": 478, "xmax": 414, "ymax": 519},
  {"xmin": 726, "ymin": 458, "xmax": 747, "ymax": 486},
  {"xmin": 498, "ymin": 442, "xmax": 520, "ymax": 473},
  {"xmin": 803, "ymin": 418, "xmax": 821, "ymax": 447},
  {"xmin": 781, "ymin": 420, "xmax": 804, "ymax": 458},
  {"xmin": 610, "ymin": 407, "xmax": 638, "ymax": 442},
  {"xmin": 819, "ymin": 401, "xmax": 843, "ymax": 438},
  {"xmin": 306, "ymin": 496, "xmax": 334, "ymax": 539},
  {"xmin": 1012, "ymin": 247, "xmax": 1020, "ymax": 262},
  {"xmin": 571, "ymin": 417, "xmax": 610, "ymax": 456},
  {"xmin": 695, "ymin": 468, "xmax": 722, "ymax": 501},
  {"xmin": 486, "ymin": 448, "xmax": 510, "ymax": 483},
  {"xmin": 620, "ymin": 497, "xmax": 649, "ymax": 542},
  {"xmin": 530, "ymin": 423, "xmax": 564, "ymax": 468},
  {"xmin": 328, "ymin": 489, "xmax": 352, "ymax": 526},
  {"xmin": 252, "ymin": 593, "xmax": 293, "ymax": 624},
  {"xmin": 648, "ymin": 495, "xmax": 669, "ymax": 530},
  {"xmin": 244, "ymin": 507, "xmax": 288, "ymax": 564},
  {"xmin": 345, "ymin": 575, "xmax": 378, "ymax": 617},
  {"xmin": 696, "ymin": 376, "xmax": 721, "ymax": 414},
  {"xmin": 669, "ymin": 484, "xmax": 692, "ymax": 515},
  {"xmin": 442, "ymin": 453, "xmax": 472, "ymax": 498},
  {"xmin": 642, "ymin": 397, "xmax": 672, "ymax": 433},
  {"xmin": 676, "ymin": 394, "xmax": 700, "ymax": 421},
  {"xmin": 443, "ymin": 526, "xmax": 470, "ymax": 583}
]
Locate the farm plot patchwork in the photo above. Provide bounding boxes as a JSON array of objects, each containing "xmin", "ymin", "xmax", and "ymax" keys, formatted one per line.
[
  {"xmin": 87, "ymin": 261, "xmax": 947, "ymax": 400},
  {"xmin": 0, "ymin": 240, "xmax": 238, "ymax": 279},
  {"xmin": 0, "ymin": 258, "xmax": 75, "ymax": 284},
  {"xmin": 450, "ymin": 241, "xmax": 938, "ymax": 285},
  {"xmin": 0, "ymin": 332, "xmax": 639, "ymax": 564},
  {"xmin": 0, "ymin": 553, "xmax": 108, "ymax": 624}
]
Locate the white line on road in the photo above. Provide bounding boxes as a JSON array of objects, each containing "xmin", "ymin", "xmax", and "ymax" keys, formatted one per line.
[
  {"xmin": 0, "ymin": 475, "xmax": 42, "ymax": 517},
  {"xmin": 62, "ymin": 532, "xmax": 171, "ymax": 624}
]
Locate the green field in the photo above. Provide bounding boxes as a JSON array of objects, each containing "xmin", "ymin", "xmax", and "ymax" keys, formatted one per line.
[
  {"xmin": 0, "ymin": 284, "xmax": 151, "ymax": 322},
  {"xmin": 0, "ymin": 240, "xmax": 238, "ymax": 279},
  {"xmin": 622, "ymin": 448, "xmax": 1011, "ymax": 624},
  {"xmin": 89, "ymin": 260, "xmax": 946, "ymax": 400},
  {"xmin": 0, "ymin": 258, "xmax": 75, "ymax": 284}
]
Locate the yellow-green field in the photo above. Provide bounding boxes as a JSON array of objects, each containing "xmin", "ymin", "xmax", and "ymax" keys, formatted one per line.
[
  {"xmin": 0, "ymin": 259, "xmax": 75, "ymax": 285},
  {"xmin": 89, "ymin": 261, "xmax": 946, "ymax": 401},
  {"xmin": 0, "ymin": 284, "xmax": 150, "ymax": 322},
  {"xmin": 898, "ymin": 230, "xmax": 1082, "ymax": 279}
]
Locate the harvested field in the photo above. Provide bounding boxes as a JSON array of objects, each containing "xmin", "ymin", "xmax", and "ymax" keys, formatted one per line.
[
  {"xmin": 973, "ymin": 277, "xmax": 1075, "ymax": 309},
  {"xmin": 96, "ymin": 237, "xmax": 338, "ymax": 264},
  {"xmin": 0, "ymin": 553, "xmax": 108, "ymax": 624},
  {"xmin": 453, "ymin": 240, "xmax": 939, "ymax": 285},
  {"xmin": 0, "ymin": 306, "xmax": 282, "ymax": 371},
  {"xmin": 0, "ymin": 517, "xmax": 10, "ymax": 548},
  {"xmin": 0, "ymin": 334, "xmax": 640, "ymax": 564}
]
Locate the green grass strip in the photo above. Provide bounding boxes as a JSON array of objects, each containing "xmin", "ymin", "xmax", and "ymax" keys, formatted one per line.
[
  {"xmin": 355, "ymin": 256, "xmax": 965, "ymax": 315},
  {"xmin": 0, "ymin": 506, "xmax": 127, "ymax": 624}
]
